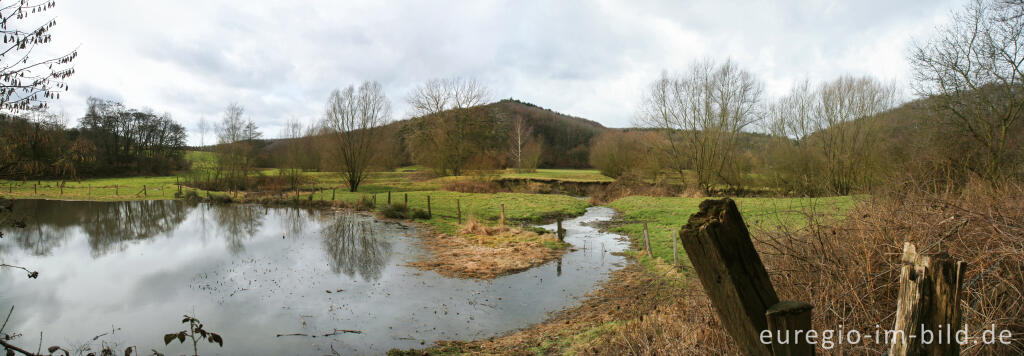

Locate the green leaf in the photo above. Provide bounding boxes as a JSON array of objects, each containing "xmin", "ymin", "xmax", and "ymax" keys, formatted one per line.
[
  {"xmin": 163, "ymin": 333, "xmax": 176, "ymax": 345},
  {"xmin": 177, "ymin": 331, "xmax": 186, "ymax": 343},
  {"xmin": 47, "ymin": 346, "xmax": 60, "ymax": 353}
]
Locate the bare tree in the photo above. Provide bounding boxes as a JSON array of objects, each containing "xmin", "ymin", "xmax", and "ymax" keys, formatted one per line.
[
  {"xmin": 197, "ymin": 117, "xmax": 209, "ymax": 147},
  {"xmin": 508, "ymin": 115, "xmax": 541, "ymax": 172},
  {"xmin": 214, "ymin": 103, "xmax": 260, "ymax": 189},
  {"xmin": 909, "ymin": 0, "xmax": 1024, "ymax": 182},
  {"xmin": 405, "ymin": 77, "xmax": 492, "ymax": 176},
  {"xmin": 636, "ymin": 59, "xmax": 763, "ymax": 192},
  {"xmin": 406, "ymin": 77, "xmax": 489, "ymax": 116},
  {"xmin": 0, "ymin": 0, "xmax": 78, "ymax": 112},
  {"xmin": 321, "ymin": 81, "xmax": 392, "ymax": 192},
  {"xmin": 277, "ymin": 116, "xmax": 305, "ymax": 188},
  {"xmin": 812, "ymin": 76, "xmax": 898, "ymax": 194}
]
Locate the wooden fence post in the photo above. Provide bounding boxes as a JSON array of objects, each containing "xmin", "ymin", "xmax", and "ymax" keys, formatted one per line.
[
  {"xmin": 765, "ymin": 302, "xmax": 815, "ymax": 356},
  {"xmin": 643, "ymin": 222, "xmax": 652, "ymax": 257},
  {"xmin": 427, "ymin": 195, "xmax": 432, "ymax": 219},
  {"xmin": 332, "ymin": 188, "xmax": 336, "ymax": 201},
  {"xmin": 679, "ymin": 198, "xmax": 779, "ymax": 356},
  {"xmin": 59, "ymin": 182, "xmax": 64, "ymax": 196},
  {"xmin": 499, "ymin": 204, "xmax": 505, "ymax": 226},
  {"xmin": 34, "ymin": 183, "xmax": 37, "ymax": 194},
  {"xmin": 673, "ymin": 237, "xmax": 678, "ymax": 267},
  {"xmin": 457, "ymin": 199, "xmax": 462, "ymax": 224},
  {"xmin": 387, "ymin": 191, "xmax": 391, "ymax": 205},
  {"xmin": 404, "ymin": 193, "xmax": 407, "ymax": 205},
  {"xmin": 143, "ymin": 185, "xmax": 147, "ymax": 197},
  {"xmin": 889, "ymin": 242, "xmax": 966, "ymax": 356}
]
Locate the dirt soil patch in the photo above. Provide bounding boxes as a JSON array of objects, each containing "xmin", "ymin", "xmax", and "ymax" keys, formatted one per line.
[{"xmin": 408, "ymin": 222, "xmax": 569, "ymax": 279}]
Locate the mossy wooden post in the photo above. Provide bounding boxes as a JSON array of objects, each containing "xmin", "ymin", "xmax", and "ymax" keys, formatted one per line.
[
  {"xmin": 643, "ymin": 222, "xmax": 652, "ymax": 257},
  {"xmin": 765, "ymin": 301, "xmax": 814, "ymax": 356},
  {"xmin": 427, "ymin": 195, "xmax": 432, "ymax": 219},
  {"xmin": 890, "ymin": 242, "xmax": 966, "ymax": 356},
  {"xmin": 679, "ymin": 198, "xmax": 779, "ymax": 356},
  {"xmin": 500, "ymin": 204, "xmax": 505, "ymax": 226},
  {"xmin": 457, "ymin": 199, "xmax": 462, "ymax": 224}
]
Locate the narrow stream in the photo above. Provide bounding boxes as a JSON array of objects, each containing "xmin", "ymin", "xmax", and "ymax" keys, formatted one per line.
[{"xmin": 0, "ymin": 200, "xmax": 627, "ymax": 355}]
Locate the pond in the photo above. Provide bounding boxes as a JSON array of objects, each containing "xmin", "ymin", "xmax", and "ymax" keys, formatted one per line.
[{"xmin": 0, "ymin": 200, "xmax": 628, "ymax": 355}]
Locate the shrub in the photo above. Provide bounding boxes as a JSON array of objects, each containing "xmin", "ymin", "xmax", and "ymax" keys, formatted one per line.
[
  {"xmin": 410, "ymin": 208, "xmax": 430, "ymax": 220},
  {"xmin": 380, "ymin": 203, "xmax": 409, "ymax": 219}
]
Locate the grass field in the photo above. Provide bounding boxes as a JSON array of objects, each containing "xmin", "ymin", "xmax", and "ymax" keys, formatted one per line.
[{"xmin": 608, "ymin": 195, "xmax": 856, "ymax": 266}]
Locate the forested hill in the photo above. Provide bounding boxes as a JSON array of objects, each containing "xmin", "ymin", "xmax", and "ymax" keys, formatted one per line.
[
  {"xmin": 378, "ymin": 99, "xmax": 609, "ymax": 169},
  {"xmin": 486, "ymin": 99, "xmax": 607, "ymax": 168}
]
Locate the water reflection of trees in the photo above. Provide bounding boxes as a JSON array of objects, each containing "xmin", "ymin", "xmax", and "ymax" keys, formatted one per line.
[
  {"xmin": 320, "ymin": 214, "xmax": 392, "ymax": 281},
  {"xmin": 210, "ymin": 204, "xmax": 265, "ymax": 254},
  {"xmin": 2, "ymin": 200, "xmax": 192, "ymax": 257},
  {"xmin": 82, "ymin": 200, "xmax": 192, "ymax": 256}
]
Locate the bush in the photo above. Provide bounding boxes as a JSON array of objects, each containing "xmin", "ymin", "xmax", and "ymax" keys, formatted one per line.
[
  {"xmin": 410, "ymin": 208, "xmax": 430, "ymax": 220},
  {"xmin": 380, "ymin": 203, "xmax": 409, "ymax": 219},
  {"xmin": 354, "ymin": 196, "xmax": 375, "ymax": 211}
]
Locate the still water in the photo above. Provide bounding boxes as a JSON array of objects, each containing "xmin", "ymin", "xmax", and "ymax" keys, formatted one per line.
[{"xmin": 0, "ymin": 200, "xmax": 627, "ymax": 355}]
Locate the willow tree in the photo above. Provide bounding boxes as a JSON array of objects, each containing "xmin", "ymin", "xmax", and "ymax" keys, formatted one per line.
[
  {"xmin": 636, "ymin": 60, "xmax": 763, "ymax": 192},
  {"xmin": 321, "ymin": 81, "xmax": 392, "ymax": 192}
]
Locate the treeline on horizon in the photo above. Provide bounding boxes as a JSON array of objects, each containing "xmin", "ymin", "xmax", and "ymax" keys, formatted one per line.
[
  {"xmin": 0, "ymin": 97, "xmax": 189, "ymax": 180},
  {"xmin": 1, "ymin": 0, "xmax": 1021, "ymax": 198}
]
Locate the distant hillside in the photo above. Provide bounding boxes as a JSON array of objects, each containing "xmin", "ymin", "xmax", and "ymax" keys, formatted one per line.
[{"xmin": 487, "ymin": 99, "xmax": 607, "ymax": 168}]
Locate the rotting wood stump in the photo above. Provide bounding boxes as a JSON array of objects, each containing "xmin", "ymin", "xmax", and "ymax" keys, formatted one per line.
[{"xmin": 890, "ymin": 242, "xmax": 966, "ymax": 356}]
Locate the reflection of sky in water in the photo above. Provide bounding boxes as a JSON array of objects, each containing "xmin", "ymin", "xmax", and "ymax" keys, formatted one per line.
[{"xmin": 0, "ymin": 200, "xmax": 627, "ymax": 355}]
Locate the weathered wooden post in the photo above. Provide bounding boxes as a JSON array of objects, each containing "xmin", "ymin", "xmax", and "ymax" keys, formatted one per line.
[
  {"xmin": 679, "ymin": 198, "xmax": 781, "ymax": 356},
  {"xmin": 499, "ymin": 204, "xmax": 505, "ymax": 226},
  {"xmin": 765, "ymin": 301, "xmax": 815, "ymax": 356},
  {"xmin": 373, "ymin": 194, "xmax": 377, "ymax": 205},
  {"xmin": 404, "ymin": 193, "xmax": 408, "ymax": 205},
  {"xmin": 890, "ymin": 242, "xmax": 966, "ymax": 356},
  {"xmin": 59, "ymin": 182, "xmax": 64, "ymax": 196},
  {"xmin": 115, "ymin": 184, "xmax": 118, "ymax": 196},
  {"xmin": 143, "ymin": 185, "xmax": 147, "ymax": 196},
  {"xmin": 427, "ymin": 195, "xmax": 432, "ymax": 219},
  {"xmin": 332, "ymin": 188, "xmax": 336, "ymax": 201},
  {"xmin": 457, "ymin": 199, "xmax": 462, "ymax": 224},
  {"xmin": 34, "ymin": 183, "xmax": 37, "ymax": 194},
  {"xmin": 643, "ymin": 222, "xmax": 652, "ymax": 257},
  {"xmin": 387, "ymin": 191, "xmax": 391, "ymax": 205}
]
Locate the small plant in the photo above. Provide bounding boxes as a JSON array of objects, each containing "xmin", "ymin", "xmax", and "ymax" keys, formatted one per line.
[
  {"xmin": 380, "ymin": 203, "xmax": 409, "ymax": 219},
  {"xmin": 163, "ymin": 314, "xmax": 223, "ymax": 356},
  {"xmin": 410, "ymin": 208, "xmax": 430, "ymax": 220},
  {"xmin": 354, "ymin": 196, "xmax": 375, "ymax": 211}
]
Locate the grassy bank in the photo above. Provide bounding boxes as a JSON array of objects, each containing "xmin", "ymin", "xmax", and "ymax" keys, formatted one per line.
[{"xmin": 607, "ymin": 195, "xmax": 855, "ymax": 267}]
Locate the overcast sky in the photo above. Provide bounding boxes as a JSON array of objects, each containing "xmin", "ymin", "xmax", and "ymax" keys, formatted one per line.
[{"xmin": 44, "ymin": 0, "xmax": 964, "ymax": 145}]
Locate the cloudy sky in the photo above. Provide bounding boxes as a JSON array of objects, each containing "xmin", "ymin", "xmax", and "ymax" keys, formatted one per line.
[{"xmin": 43, "ymin": 0, "xmax": 964, "ymax": 145}]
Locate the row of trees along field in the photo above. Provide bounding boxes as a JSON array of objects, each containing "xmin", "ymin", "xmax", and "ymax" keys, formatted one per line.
[
  {"xmin": 592, "ymin": 0, "xmax": 1022, "ymax": 196},
  {"xmin": 0, "ymin": 98, "xmax": 188, "ymax": 180}
]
